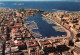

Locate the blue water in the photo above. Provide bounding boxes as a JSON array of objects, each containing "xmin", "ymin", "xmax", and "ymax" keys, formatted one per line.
[
  {"xmin": 0, "ymin": 1, "xmax": 80, "ymax": 37},
  {"xmin": 27, "ymin": 13, "xmax": 66, "ymax": 37},
  {"xmin": 0, "ymin": 1, "xmax": 80, "ymax": 12}
]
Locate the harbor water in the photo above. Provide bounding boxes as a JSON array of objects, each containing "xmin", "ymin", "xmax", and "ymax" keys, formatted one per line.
[
  {"xmin": 26, "ymin": 13, "xmax": 66, "ymax": 38},
  {"xmin": 0, "ymin": 1, "xmax": 80, "ymax": 37}
]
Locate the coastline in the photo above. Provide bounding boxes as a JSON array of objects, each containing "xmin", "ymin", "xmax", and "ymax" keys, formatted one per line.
[{"xmin": 0, "ymin": 7, "xmax": 80, "ymax": 55}]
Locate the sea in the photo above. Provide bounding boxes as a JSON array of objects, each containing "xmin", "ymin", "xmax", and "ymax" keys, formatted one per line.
[
  {"xmin": 0, "ymin": 1, "xmax": 80, "ymax": 38},
  {"xmin": 0, "ymin": 1, "xmax": 80, "ymax": 11}
]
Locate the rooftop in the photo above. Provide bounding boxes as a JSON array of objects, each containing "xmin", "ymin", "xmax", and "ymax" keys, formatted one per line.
[{"xmin": 75, "ymin": 42, "xmax": 80, "ymax": 48}]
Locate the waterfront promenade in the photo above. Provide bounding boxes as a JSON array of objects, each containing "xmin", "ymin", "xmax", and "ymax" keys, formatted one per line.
[{"xmin": 51, "ymin": 18, "xmax": 71, "ymax": 37}]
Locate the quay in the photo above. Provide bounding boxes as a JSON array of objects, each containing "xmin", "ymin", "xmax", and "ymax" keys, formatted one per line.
[{"xmin": 49, "ymin": 17, "xmax": 71, "ymax": 38}]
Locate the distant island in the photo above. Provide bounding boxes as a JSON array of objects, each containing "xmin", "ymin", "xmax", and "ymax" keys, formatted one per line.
[{"xmin": 13, "ymin": 3, "xmax": 24, "ymax": 5}]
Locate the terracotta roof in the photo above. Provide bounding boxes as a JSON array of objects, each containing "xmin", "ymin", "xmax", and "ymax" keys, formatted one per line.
[
  {"xmin": 47, "ymin": 45, "xmax": 51, "ymax": 48},
  {"xmin": 9, "ymin": 26, "xmax": 15, "ymax": 28},
  {"xmin": 28, "ymin": 44, "xmax": 38, "ymax": 47},
  {"xmin": 13, "ymin": 31, "xmax": 18, "ymax": 33},
  {"xmin": 41, "ymin": 42, "xmax": 50, "ymax": 45}
]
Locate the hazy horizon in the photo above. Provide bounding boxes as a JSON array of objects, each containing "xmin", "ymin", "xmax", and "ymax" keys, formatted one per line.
[{"xmin": 0, "ymin": 0, "xmax": 80, "ymax": 2}]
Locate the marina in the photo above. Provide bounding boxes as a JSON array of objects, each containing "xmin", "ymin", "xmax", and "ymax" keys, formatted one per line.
[
  {"xmin": 27, "ymin": 13, "xmax": 66, "ymax": 38},
  {"xmin": 26, "ymin": 21, "xmax": 39, "ymax": 30}
]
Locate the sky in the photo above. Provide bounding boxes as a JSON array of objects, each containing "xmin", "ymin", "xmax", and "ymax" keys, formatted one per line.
[{"xmin": 0, "ymin": 0, "xmax": 80, "ymax": 2}]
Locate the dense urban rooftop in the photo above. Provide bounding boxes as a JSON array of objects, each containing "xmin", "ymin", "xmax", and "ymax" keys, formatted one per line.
[{"xmin": 0, "ymin": 8, "xmax": 80, "ymax": 55}]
